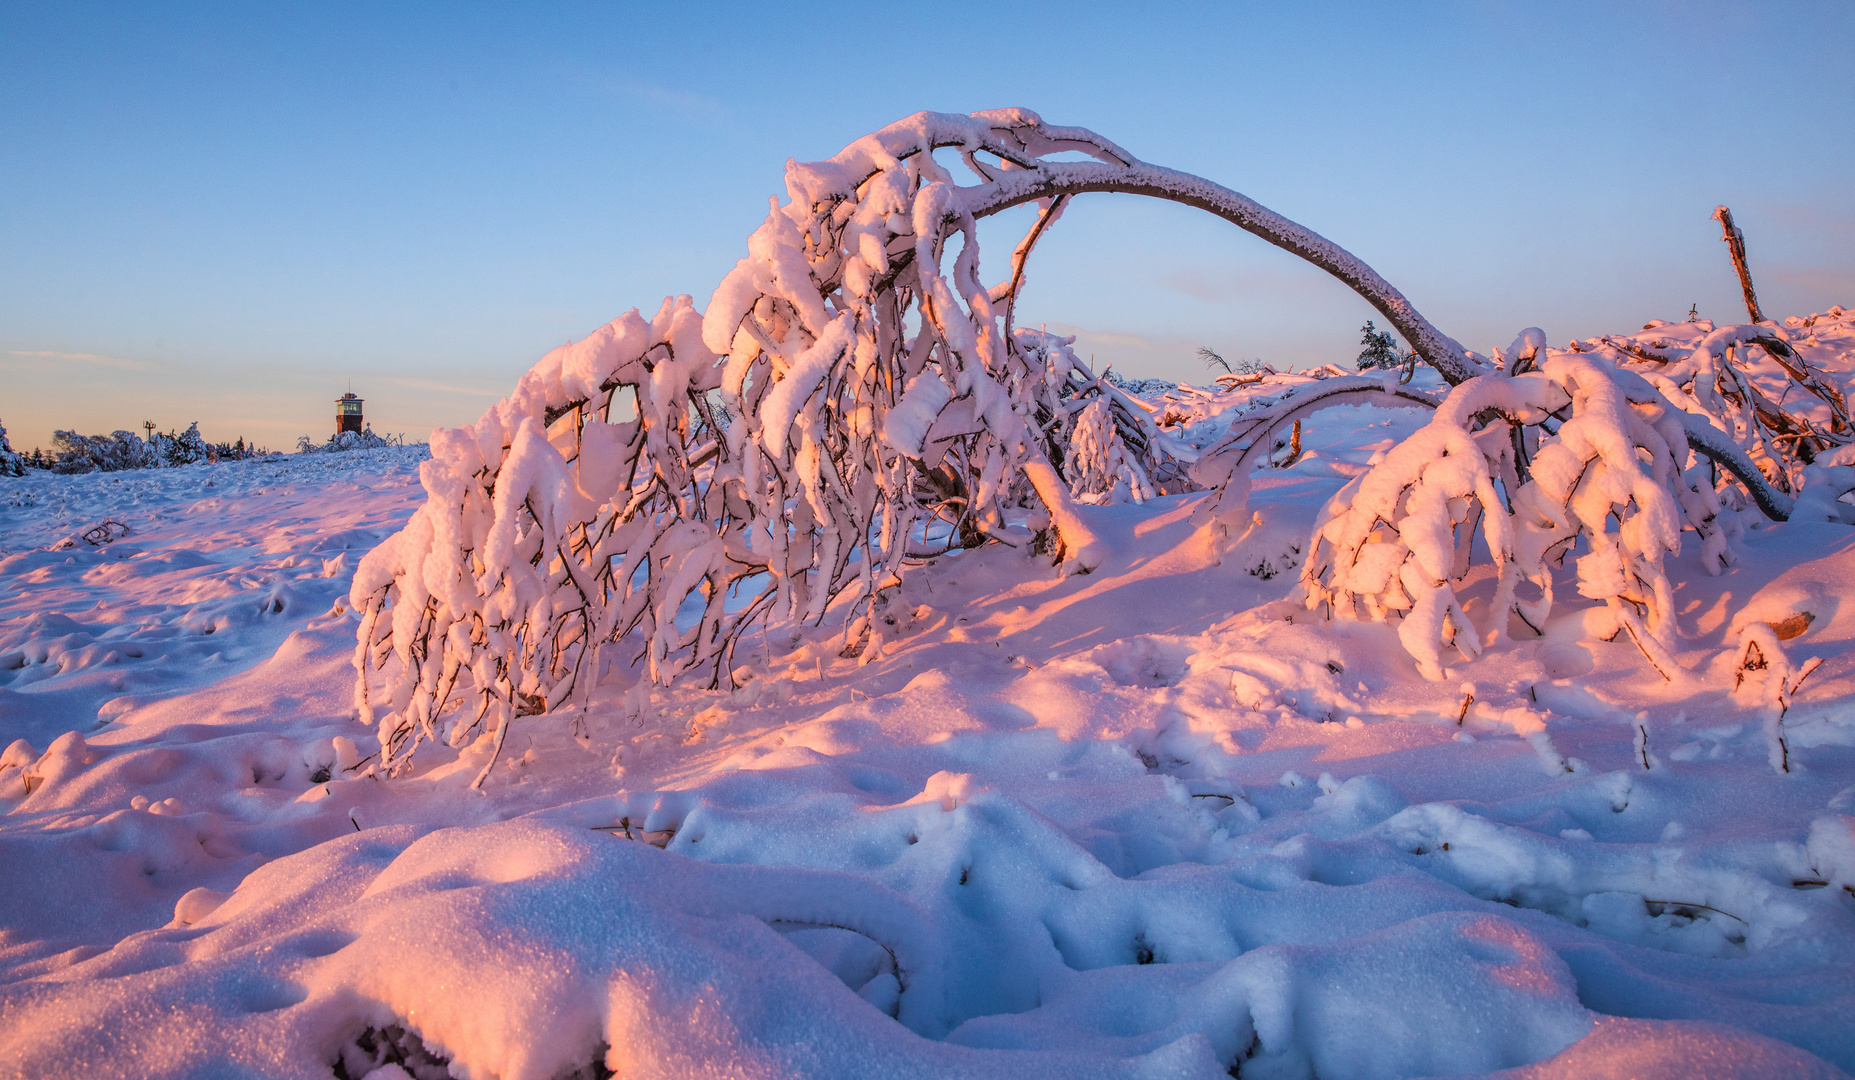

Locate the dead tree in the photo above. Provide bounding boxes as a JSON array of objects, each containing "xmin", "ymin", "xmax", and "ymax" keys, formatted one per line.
[{"xmin": 1712, "ymin": 206, "xmax": 1764, "ymax": 325}]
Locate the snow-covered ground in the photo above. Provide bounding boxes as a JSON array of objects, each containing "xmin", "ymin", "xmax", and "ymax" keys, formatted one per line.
[{"xmin": 4, "ymin": 404, "xmax": 1854, "ymax": 1079}]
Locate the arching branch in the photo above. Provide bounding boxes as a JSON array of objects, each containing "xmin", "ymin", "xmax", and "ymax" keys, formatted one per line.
[{"xmin": 961, "ymin": 162, "xmax": 1484, "ymax": 386}]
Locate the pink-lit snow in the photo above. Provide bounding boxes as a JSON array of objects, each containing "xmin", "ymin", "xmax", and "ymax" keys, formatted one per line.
[{"xmin": 5, "ymin": 327, "xmax": 1855, "ymax": 1078}]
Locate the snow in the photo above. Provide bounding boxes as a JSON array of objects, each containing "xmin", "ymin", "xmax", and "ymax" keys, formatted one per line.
[
  {"xmin": 5, "ymin": 392, "xmax": 1855, "ymax": 1078},
  {"xmin": 6, "ymin": 105, "xmax": 1855, "ymax": 1078}
]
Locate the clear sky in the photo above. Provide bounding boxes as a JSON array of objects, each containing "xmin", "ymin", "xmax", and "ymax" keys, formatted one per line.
[{"xmin": 3, "ymin": 1, "xmax": 1851, "ymax": 451}]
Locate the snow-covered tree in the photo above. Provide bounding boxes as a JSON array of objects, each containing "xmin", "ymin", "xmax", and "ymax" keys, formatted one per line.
[
  {"xmin": 351, "ymin": 297, "xmax": 735, "ymax": 779},
  {"xmin": 356, "ymin": 107, "xmax": 1459, "ymax": 780},
  {"xmin": 1066, "ymin": 397, "xmax": 1155, "ymax": 505},
  {"xmin": 0, "ymin": 419, "xmax": 24, "ymax": 477},
  {"xmin": 1355, "ymin": 320, "xmax": 1413, "ymax": 372},
  {"xmin": 1597, "ymin": 323, "xmax": 1848, "ymax": 503},
  {"xmin": 50, "ymin": 429, "xmax": 161, "ymax": 473},
  {"xmin": 166, "ymin": 422, "xmax": 209, "ymax": 467},
  {"xmin": 1300, "ymin": 347, "xmax": 1731, "ymax": 680},
  {"xmin": 351, "ymin": 107, "xmax": 1843, "ymax": 779}
]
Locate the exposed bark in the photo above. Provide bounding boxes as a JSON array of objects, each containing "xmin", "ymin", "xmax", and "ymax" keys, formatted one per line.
[{"xmin": 1712, "ymin": 206, "xmax": 1764, "ymax": 325}]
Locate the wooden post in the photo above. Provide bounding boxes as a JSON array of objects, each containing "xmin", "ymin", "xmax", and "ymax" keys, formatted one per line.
[{"xmin": 1712, "ymin": 206, "xmax": 1764, "ymax": 324}]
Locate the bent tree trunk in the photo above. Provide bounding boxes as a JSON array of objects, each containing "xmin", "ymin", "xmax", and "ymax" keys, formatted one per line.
[{"xmin": 962, "ymin": 163, "xmax": 1484, "ymax": 387}]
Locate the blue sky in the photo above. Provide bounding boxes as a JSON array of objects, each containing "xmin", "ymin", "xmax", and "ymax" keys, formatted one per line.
[{"xmin": 3, "ymin": 1, "xmax": 1851, "ymax": 450}]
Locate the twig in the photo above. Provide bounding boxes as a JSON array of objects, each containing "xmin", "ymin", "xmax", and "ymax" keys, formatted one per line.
[
  {"xmin": 1617, "ymin": 614, "xmax": 1675, "ymax": 682},
  {"xmin": 591, "ymin": 816, "xmax": 636, "ymax": 839},
  {"xmin": 1642, "ymin": 898, "xmax": 1747, "ymax": 925},
  {"xmin": 1279, "ymin": 418, "xmax": 1303, "ymax": 468},
  {"xmin": 470, "ymin": 713, "xmax": 511, "ymax": 791}
]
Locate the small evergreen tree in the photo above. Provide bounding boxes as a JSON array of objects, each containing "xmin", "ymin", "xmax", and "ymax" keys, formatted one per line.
[{"xmin": 1355, "ymin": 320, "xmax": 1411, "ymax": 371}]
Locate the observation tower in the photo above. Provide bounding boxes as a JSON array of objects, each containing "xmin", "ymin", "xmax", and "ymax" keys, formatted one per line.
[{"xmin": 335, "ymin": 392, "xmax": 364, "ymax": 435}]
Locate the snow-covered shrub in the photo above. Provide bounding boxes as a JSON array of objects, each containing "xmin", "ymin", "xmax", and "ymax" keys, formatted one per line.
[
  {"xmin": 1301, "ymin": 348, "xmax": 1735, "ymax": 680},
  {"xmin": 1790, "ymin": 443, "xmax": 1855, "ymax": 524},
  {"xmin": 1018, "ymin": 330, "xmax": 1190, "ymax": 504},
  {"xmin": 0, "ymin": 419, "xmax": 24, "ymax": 477},
  {"xmin": 1592, "ymin": 321, "xmax": 1848, "ymax": 507},
  {"xmin": 210, "ymin": 436, "xmax": 266, "ymax": 460},
  {"xmin": 1729, "ymin": 621, "xmax": 1822, "ymax": 774},
  {"xmin": 1102, "ymin": 369, "xmax": 1180, "ymax": 398},
  {"xmin": 299, "ymin": 427, "xmax": 398, "ymax": 454},
  {"xmin": 45, "ymin": 422, "xmax": 241, "ymax": 472},
  {"xmin": 1291, "ymin": 313, "xmax": 1855, "ymax": 681},
  {"xmin": 47, "ymin": 432, "xmax": 99, "ymax": 474}
]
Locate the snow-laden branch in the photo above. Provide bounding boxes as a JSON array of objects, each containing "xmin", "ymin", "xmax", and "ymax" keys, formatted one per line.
[
  {"xmin": 1189, "ymin": 375, "xmax": 1444, "ymax": 531},
  {"xmin": 1579, "ymin": 320, "xmax": 1845, "ymax": 520},
  {"xmin": 349, "ymin": 298, "xmax": 758, "ymax": 779}
]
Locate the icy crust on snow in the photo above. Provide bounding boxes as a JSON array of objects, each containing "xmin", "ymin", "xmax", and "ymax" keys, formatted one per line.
[{"xmin": 7, "ymin": 407, "xmax": 1855, "ymax": 1078}]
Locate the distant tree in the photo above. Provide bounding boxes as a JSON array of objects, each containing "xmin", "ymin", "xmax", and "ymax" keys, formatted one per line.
[
  {"xmin": 166, "ymin": 422, "xmax": 208, "ymax": 466},
  {"xmin": 52, "ymin": 427, "xmax": 180, "ymax": 473},
  {"xmin": 0, "ymin": 419, "xmax": 24, "ymax": 477},
  {"xmin": 297, "ymin": 425, "xmax": 395, "ymax": 454},
  {"xmin": 51, "ymin": 431, "xmax": 110, "ymax": 473},
  {"xmin": 1354, "ymin": 320, "xmax": 1413, "ymax": 371},
  {"xmin": 1198, "ymin": 347, "xmax": 1267, "ymax": 377}
]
